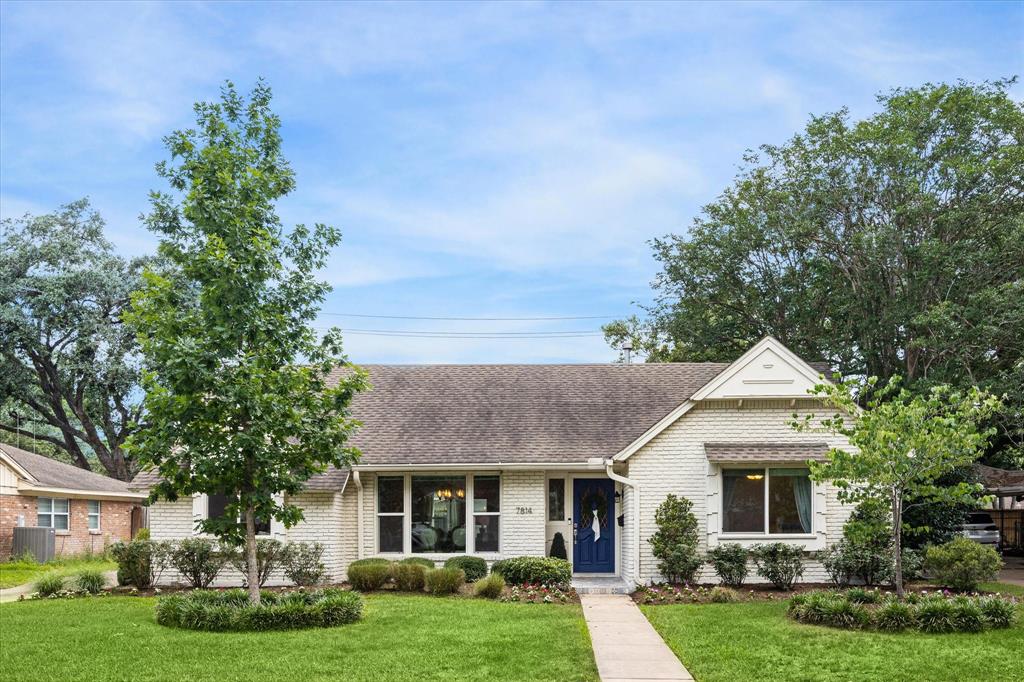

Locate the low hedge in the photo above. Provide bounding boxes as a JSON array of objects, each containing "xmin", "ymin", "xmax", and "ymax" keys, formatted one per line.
[
  {"xmin": 347, "ymin": 562, "xmax": 391, "ymax": 591},
  {"xmin": 392, "ymin": 563, "xmax": 427, "ymax": 591},
  {"xmin": 155, "ymin": 588, "xmax": 363, "ymax": 631},
  {"xmin": 788, "ymin": 590, "xmax": 1017, "ymax": 634},
  {"xmin": 491, "ymin": 556, "xmax": 571, "ymax": 585},
  {"xmin": 444, "ymin": 556, "xmax": 488, "ymax": 582},
  {"xmin": 425, "ymin": 567, "xmax": 465, "ymax": 595}
]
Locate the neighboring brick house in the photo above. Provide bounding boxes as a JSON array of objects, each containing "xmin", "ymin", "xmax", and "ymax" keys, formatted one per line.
[
  {"xmin": 135, "ymin": 336, "xmax": 856, "ymax": 588},
  {"xmin": 0, "ymin": 443, "xmax": 146, "ymax": 560}
]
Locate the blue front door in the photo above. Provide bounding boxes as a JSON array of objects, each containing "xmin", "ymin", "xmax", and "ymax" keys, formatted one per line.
[{"xmin": 573, "ymin": 478, "xmax": 615, "ymax": 573}]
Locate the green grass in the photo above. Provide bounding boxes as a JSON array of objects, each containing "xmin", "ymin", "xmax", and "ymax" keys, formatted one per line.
[
  {"xmin": 0, "ymin": 556, "xmax": 115, "ymax": 589},
  {"xmin": 642, "ymin": 600, "xmax": 1024, "ymax": 682},
  {"xmin": 979, "ymin": 582, "xmax": 1024, "ymax": 598},
  {"xmin": 0, "ymin": 594, "xmax": 597, "ymax": 681}
]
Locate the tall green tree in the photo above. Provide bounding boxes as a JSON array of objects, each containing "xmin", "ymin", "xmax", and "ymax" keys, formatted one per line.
[
  {"xmin": 0, "ymin": 200, "xmax": 148, "ymax": 480},
  {"xmin": 127, "ymin": 81, "xmax": 367, "ymax": 604},
  {"xmin": 608, "ymin": 80, "xmax": 1024, "ymax": 466},
  {"xmin": 792, "ymin": 376, "xmax": 1001, "ymax": 597}
]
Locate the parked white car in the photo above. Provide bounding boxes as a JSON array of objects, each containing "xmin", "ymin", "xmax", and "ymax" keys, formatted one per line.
[{"xmin": 961, "ymin": 512, "xmax": 1000, "ymax": 549}]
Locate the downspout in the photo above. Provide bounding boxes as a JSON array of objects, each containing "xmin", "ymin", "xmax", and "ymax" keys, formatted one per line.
[
  {"xmin": 353, "ymin": 471, "xmax": 365, "ymax": 560},
  {"xmin": 605, "ymin": 459, "xmax": 641, "ymax": 584}
]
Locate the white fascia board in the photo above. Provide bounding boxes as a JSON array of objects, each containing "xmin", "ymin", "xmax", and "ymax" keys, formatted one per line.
[
  {"xmin": 17, "ymin": 482, "xmax": 148, "ymax": 501},
  {"xmin": 351, "ymin": 462, "xmax": 592, "ymax": 472},
  {"xmin": 0, "ymin": 451, "xmax": 38, "ymax": 483}
]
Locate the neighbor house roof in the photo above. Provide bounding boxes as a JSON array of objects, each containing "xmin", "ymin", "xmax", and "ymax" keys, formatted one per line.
[
  {"xmin": 703, "ymin": 442, "xmax": 830, "ymax": 463},
  {"xmin": 974, "ymin": 463, "xmax": 1024, "ymax": 496},
  {"xmin": 0, "ymin": 442, "xmax": 145, "ymax": 499},
  {"xmin": 131, "ymin": 462, "xmax": 350, "ymax": 492}
]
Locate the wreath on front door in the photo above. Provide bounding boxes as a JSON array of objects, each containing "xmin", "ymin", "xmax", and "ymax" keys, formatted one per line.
[{"xmin": 579, "ymin": 487, "xmax": 609, "ymax": 530}]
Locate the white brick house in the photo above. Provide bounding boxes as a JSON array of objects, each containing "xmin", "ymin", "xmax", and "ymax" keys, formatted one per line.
[{"xmin": 134, "ymin": 336, "xmax": 855, "ymax": 586}]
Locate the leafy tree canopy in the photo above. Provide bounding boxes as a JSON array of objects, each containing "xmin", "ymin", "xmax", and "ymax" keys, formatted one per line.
[
  {"xmin": 607, "ymin": 79, "xmax": 1024, "ymax": 466},
  {"xmin": 1, "ymin": 200, "xmax": 149, "ymax": 480},
  {"xmin": 792, "ymin": 376, "xmax": 1002, "ymax": 596},
  {"xmin": 127, "ymin": 80, "xmax": 367, "ymax": 603}
]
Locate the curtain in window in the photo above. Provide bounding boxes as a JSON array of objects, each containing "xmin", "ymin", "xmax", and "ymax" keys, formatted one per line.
[
  {"xmin": 721, "ymin": 472, "xmax": 738, "ymax": 520},
  {"xmin": 774, "ymin": 468, "xmax": 813, "ymax": 533}
]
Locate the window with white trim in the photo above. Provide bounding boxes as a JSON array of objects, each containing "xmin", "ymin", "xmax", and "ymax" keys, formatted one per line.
[
  {"xmin": 37, "ymin": 497, "xmax": 70, "ymax": 530},
  {"xmin": 722, "ymin": 467, "xmax": 813, "ymax": 535},
  {"xmin": 376, "ymin": 476, "xmax": 405, "ymax": 553},
  {"xmin": 472, "ymin": 475, "xmax": 500, "ymax": 552},
  {"xmin": 206, "ymin": 493, "xmax": 271, "ymax": 535},
  {"xmin": 375, "ymin": 474, "xmax": 501, "ymax": 554},
  {"xmin": 87, "ymin": 500, "xmax": 101, "ymax": 530}
]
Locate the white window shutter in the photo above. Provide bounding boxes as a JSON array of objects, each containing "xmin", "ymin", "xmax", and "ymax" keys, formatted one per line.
[
  {"xmin": 270, "ymin": 493, "xmax": 286, "ymax": 538},
  {"xmin": 192, "ymin": 494, "xmax": 206, "ymax": 535}
]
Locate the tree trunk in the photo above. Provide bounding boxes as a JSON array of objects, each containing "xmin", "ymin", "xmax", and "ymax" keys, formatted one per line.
[
  {"xmin": 244, "ymin": 505, "xmax": 260, "ymax": 605},
  {"xmin": 891, "ymin": 491, "xmax": 904, "ymax": 599}
]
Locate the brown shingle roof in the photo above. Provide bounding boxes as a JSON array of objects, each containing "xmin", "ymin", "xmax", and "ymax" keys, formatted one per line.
[
  {"xmin": 130, "ymin": 464, "xmax": 349, "ymax": 492},
  {"xmin": 339, "ymin": 363, "xmax": 728, "ymax": 466},
  {"xmin": 130, "ymin": 362, "xmax": 730, "ymax": 488},
  {"xmin": 0, "ymin": 443, "xmax": 138, "ymax": 494},
  {"xmin": 704, "ymin": 442, "xmax": 830, "ymax": 462}
]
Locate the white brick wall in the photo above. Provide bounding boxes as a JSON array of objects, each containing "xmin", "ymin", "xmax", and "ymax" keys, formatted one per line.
[
  {"xmin": 148, "ymin": 493, "xmax": 343, "ymax": 586},
  {"xmin": 626, "ymin": 399, "xmax": 854, "ymax": 585}
]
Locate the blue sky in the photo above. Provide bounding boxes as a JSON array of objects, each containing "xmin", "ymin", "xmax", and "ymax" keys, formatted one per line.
[{"xmin": 2, "ymin": 1, "xmax": 1021, "ymax": 364}]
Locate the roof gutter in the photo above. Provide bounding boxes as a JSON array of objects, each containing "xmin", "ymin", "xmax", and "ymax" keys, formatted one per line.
[
  {"xmin": 351, "ymin": 462, "xmax": 593, "ymax": 472},
  {"xmin": 352, "ymin": 471, "xmax": 365, "ymax": 560},
  {"xmin": 17, "ymin": 483, "xmax": 147, "ymax": 501},
  {"xmin": 604, "ymin": 459, "xmax": 641, "ymax": 584}
]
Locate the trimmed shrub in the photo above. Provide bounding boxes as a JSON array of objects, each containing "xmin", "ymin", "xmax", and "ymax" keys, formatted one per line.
[
  {"xmin": 978, "ymin": 595, "xmax": 1017, "ymax": 628},
  {"xmin": 474, "ymin": 572, "xmax": 505, "ymax": 599},
  {"xmin": 491, "ymin": 556, "xmax": 571, "ymax": 586},
  {"xmin": 283, "ymin": 542, "xmax": 326, "ymax": 586},
  {"xmin": 648, "ymin": 494, "xmax": 701, "ymax": 584},
  {"xmin": 349, "ymin": 558, "xmax": 391, "ymax": 568},
  {"xmin": 399, "ymin": 557, "xmax": 436, "ymax": 569},
  {"xmin": 74, "ymin": 569, "xmax": 107, "ymax": 595},
  {"xmin": 347, "ymin": 562, "xmax": 390, "ymax": 591},
  {"xmin": 819, "ymin": 542, "xmax": 855, "ymax": 587},
  {"xmin": 170, "ymin": 538, "xmax": 226, "ymax": 589},
  {"xmin": 707, "ymin": 543, "xmax": 748, "ymax": 587},
  {"xmin": 750, "ymin": 543, "xmax": 805, "ymax": 590},
  {"xmin": 709, "ymin": 586, "xmax": 739, "ymax": 603},
  {"xmin": 155, "ymin": 588, "xmax": 363, "ymax": 631},
  {"xmin": 392, "ymin": 563, "xmax": 426, "ymax": 592},
  {"xmin": 444, "ymin": 556, "xmax": 487, "ymax": 582},
  {"xmin": 34, "ymin": 573, "xmax": 65, "ymax": 597},
  {"xmin": 925, "ymin": 537, "xmax": 1003, "ymax": 592},
  {"xmin": 549, "ymin": 532, "xmax": 568, "ymax": 560},
  {"xmin": 425, "ymin": 567, "xmax": 465, "ymax": 595},
  {"xmin": 111, "ymin": 539, "xmax": 172, "ymax": 588},
  {"xmin": 229, "ymin": 539, "xmax": 291, "ymax": 588}
]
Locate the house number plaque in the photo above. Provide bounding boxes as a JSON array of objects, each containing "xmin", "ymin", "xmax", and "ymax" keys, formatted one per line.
[{"xmin": 516, "ymin": 506, "xmax": 533, "ymax": 514}]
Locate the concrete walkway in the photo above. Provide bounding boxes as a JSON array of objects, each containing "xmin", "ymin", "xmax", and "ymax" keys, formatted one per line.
[
  {"xmin": 581, "ymin": 594, "xmax": 693, "ymax": 682},
  {"xmin": 998, "ymin": 554, "xmax": 1024, "ymax": 586},
  {"xmin": 0, "ymin": 570, "xmax": 117, "ymax": 604}
]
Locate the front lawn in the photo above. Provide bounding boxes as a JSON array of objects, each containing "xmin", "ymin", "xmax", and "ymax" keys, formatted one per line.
[
  {"xmin": 0, "ymin": 556, "xmax": 115, "ymax": 589},
  {"xmin": 0, "ymin": 594, "xmax": 597, "ymax": 681},
  {"xmin": 642, "ymin": 600, "xmax": 1023, "ymax": 682}
]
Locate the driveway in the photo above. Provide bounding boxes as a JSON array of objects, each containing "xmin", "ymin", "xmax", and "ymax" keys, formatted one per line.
[{"xmin": 998, "ymin": 554, "xmax": 1024, "ymax": 586}]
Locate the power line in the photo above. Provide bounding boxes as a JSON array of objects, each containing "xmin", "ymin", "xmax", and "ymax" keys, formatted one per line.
[
  {"xmin": 318, "ymin": 312, "xmax": 618, "ymax": 321},
  {"xmin": 321, "ymin": 328, "xmax": 604, "ymax": 339}
]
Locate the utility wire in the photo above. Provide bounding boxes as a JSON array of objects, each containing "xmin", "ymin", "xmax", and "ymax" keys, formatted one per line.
[{"xmin": 318, "ymin": 312, "xmax": 617, "ymax": 321}]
